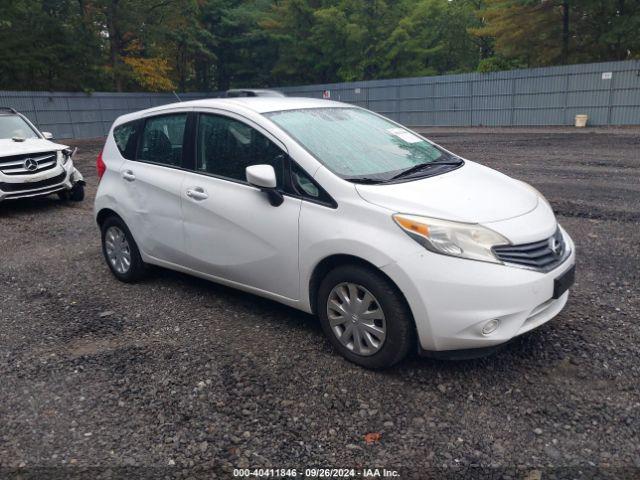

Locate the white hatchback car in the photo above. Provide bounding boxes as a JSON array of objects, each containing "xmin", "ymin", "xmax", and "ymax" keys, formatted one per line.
[{"xmin": 94, "ymin": 97, "xmax": 575, "ymax": 368}]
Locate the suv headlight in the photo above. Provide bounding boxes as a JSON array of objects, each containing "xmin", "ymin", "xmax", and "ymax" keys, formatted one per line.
[
  {"xmin": 60, "ymin": 147, "xmax": 75, "ymax": 165},
  {"xmin": 393, "ymin": 214, "xmax": 509, "ymax": 263}
]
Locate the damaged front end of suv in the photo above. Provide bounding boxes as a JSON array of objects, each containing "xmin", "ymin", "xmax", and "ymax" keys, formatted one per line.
[{"xmin": 0, "ymin": 107, "xmax": 85, "ymax": 203}]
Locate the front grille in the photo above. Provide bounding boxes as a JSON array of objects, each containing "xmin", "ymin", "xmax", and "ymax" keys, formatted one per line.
[
  {"xmin": 493, "ymin": 228, "xmax": 567, "ymax": 271},
  {"xmin": 0, "ymin": 171, "xmax": 66, "ymax": 193},
  {"xmin": 0, "ymin": 151, "xmax": 58, "ymax": 175}
]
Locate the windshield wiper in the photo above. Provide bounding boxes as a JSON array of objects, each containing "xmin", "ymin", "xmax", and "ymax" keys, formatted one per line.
[
  {"xmin": 390, "ymin": 157, "xmax": 464, "ymax": 180},
  {"xmin": 347, "ymin": 177, "xmax": 387, "ymax": 184}
]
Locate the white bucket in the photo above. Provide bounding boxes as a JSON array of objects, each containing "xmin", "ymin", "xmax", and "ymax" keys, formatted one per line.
[{"xmin": 575, "ymin": 114, "xmax": 588, "ymax": 128}]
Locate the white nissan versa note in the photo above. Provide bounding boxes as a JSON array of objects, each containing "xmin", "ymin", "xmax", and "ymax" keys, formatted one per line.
[{"xmin": 94, "ymin": 97, "xmax": 576, "ymax": 369}]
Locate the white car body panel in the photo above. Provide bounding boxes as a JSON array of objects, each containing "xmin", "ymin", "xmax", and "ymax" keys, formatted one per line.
[
  {"xmin": 0, "ymin": 138, "xmax": 68, "ymax": 156},
  {"xmin": 354, "ymin": 161, "xmax": 539, "ymax": 223},
  {"xmin": 95, "ymin": 97, "xmax": 575, "ymax": 355},
  {"xmin": 118, "ymin": 158, "xmax": 186, "ymax": 263},
  {"xmin": 180, "ymin": 170, "xmax": 302, "ymax": 300}
]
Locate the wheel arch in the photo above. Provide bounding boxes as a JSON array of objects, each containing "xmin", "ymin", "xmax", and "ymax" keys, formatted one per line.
[
  {"xmin": 307, "ymin": 254, "xmax": 413, "ymax": 320},
  {"xmin": 96, "ymin": 207, "xmax": 124, "ymax": 227}
]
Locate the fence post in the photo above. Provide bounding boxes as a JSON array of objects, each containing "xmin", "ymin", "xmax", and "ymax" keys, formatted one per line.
[
  {"xmin": 563, "ymin": 73, "xmax": 570, "ymax": 126},
  {"xmin": 606, "ymin": 69, "xmax": 615, "ymax": 126},
  {"xmin": 469, "ymin": 78, "xmax": 474, "ymax": 126},
  {"xmin": 65, "ymin": 95, "xmax": 73, "ymax": 138},
  {"xmin": 510, "ymin": 76, "xmax": 516, "ymax": 126},
  {"xmin": 30, "ymin": 94, "xmax": 40, "ymax": 128}
]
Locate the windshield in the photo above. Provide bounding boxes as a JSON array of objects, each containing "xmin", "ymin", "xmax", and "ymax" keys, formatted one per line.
[
  {"xmin": 0, "ymin": 115, "xmax": 39, "ymax": 140},
  {"xmin": 265, "ymin": 107, "xmax": 456, "ymax": 181}
]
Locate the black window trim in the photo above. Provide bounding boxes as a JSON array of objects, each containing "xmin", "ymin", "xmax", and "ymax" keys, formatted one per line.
[{"xmin": 288, "ymin": 162, "xmax": 338, "ymax": 209}]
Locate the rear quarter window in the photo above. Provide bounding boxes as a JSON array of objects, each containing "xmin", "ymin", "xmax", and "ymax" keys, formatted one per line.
[{"xmin": 113, "ymin": 121, "xmax": 139, "ymax": 159}]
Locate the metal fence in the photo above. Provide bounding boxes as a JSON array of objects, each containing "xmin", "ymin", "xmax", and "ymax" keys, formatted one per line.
[
  {"xmin": 1, "ymin": 60, "xmax": 639, "ymax": 139},
  {"xmin": 280, "ymin": 60, "xmax": 640, "ymax": 127},
  {"xmin": 0, "ymin": 91, "xmax": 210, "ymax": 139}
]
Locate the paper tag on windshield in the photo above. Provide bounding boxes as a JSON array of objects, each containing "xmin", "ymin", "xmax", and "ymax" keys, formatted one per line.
[{"xmin": 387, "ymin": 128, "xmax": 422, "ymax": 144}]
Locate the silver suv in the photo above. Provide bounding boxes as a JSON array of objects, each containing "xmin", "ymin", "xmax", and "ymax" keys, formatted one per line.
[{"xmin": 0, "ymin": 107, "xmax": 84, "ymax": 202}]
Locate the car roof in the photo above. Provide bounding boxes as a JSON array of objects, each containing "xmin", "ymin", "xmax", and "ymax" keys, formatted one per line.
[{"xmin": 115, "ymin": 97, "xmax": 351, "ymax": 125}]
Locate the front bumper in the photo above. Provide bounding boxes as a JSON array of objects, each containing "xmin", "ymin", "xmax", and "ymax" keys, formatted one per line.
[
  {"xmin": 381, "ymin": 228, "xmax": 576, "ymax": 352},
  {"xmin": 0, "ymin": 159, "xmax": 83, "ymax": 202}
]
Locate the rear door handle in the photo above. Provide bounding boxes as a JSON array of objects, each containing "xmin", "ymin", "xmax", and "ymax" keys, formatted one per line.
[
  {"xmin": 122, "ymin": 170, "xmax": 136, "ymax": 182},
  {"xmin": 186, "ymin": 187, "xmax": 209, "ymax": 201}
]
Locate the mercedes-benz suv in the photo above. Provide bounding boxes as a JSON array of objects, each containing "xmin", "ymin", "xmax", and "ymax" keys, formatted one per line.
[{"xmin": 0, "ymin": 107, "xmax": 85, "ymax": 203}]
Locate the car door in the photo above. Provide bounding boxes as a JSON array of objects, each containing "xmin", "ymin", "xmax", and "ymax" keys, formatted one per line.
[
  {"xmin": 181, "ymin": 111, "xmax": 302, "ymax": 300},
  {"xmin": 119, "ymin": 111, "xmax": 191, "ymax": 263}
]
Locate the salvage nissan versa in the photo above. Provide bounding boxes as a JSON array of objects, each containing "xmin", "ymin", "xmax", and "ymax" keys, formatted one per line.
[{"xmin": 94, "ymin": 97, "xmax": 575, "ymax": 368}]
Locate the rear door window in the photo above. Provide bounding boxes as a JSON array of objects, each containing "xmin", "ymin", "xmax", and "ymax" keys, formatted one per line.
[
  {"xmin": 113, "ymin": 121, "xmax": 140, "ymax": 159},
  {"xmin": 137, "ymin": 114, "xmax": 188, "ymax": 167}
]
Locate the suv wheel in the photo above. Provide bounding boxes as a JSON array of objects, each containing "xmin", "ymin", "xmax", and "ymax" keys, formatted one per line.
[
  {"xmin": 100, "ymin": 216, "xmax": 146, "ymax": 282},
  {"xmin": 58, "ymin": 183, "xmax": 85, "ymax": 202},
  {"xmin": 317, "ymin": 264, "xmax": 415, "ymax": 369}
]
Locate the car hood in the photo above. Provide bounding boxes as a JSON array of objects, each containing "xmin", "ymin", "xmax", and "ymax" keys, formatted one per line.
[
  {"xmin": 355, "ymin": 161, "xmax": 539, "ymax": 223},
  {"xmin": 0, "ymin": 138, "xmax": 67, "ymax": 157}
]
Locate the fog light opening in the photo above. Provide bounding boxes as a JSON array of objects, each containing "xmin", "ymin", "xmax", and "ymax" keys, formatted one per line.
[{"xmin": 482, "ymin": 319, "xmax": 500, "ymax": 336}]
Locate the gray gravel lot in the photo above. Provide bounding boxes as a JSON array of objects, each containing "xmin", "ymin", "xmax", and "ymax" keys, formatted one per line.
[{"xmin": 0, "ymin": 127, "xmax": 639, "ymax": 478}]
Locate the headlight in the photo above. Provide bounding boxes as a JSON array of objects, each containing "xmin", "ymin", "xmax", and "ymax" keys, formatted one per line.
[
  {"xmin": 60, "ymin": 147, "xmax": 75, "ymax": 165},
  {"xmin": 393, "ymin": 214, "xmax": 509, "ymax": 263}
]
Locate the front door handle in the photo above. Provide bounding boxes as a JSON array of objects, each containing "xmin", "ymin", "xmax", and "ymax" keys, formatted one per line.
[
  {"xmin": 186, "ymin": 187, "xmax": 209, "ymax": 201},
  {"xmin": 122, "ymin": 170, "xmax": 136, "ymax": 182}
]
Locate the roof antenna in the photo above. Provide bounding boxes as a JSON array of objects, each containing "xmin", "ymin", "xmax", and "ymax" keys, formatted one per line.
[{"xmin": 172, "ymin": 91, "xmax": 183, "ymax": 102}]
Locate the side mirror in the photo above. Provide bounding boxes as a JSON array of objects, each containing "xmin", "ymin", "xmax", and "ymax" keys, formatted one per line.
[
  {"xmin": 246, "ymin": 164, "xmax": 284, "ymax": 207},
  {"xmin": 42, "ymin": 132, "xmax": 54, "ymax": 140}
]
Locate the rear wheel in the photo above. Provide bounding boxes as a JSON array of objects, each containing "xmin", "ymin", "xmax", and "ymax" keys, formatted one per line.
[
  {"xmin": 317, "ymin": 264, "xmax": 415, "ymax": 369},
  {"xmin": 100, "ymin": 216, "xmax": 146, "ymax": 282}
]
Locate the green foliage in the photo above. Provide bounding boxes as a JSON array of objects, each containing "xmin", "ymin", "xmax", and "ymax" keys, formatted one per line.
[
  {"xmin": 0, "ymin": 0, "xmax": 638, "ymax": 92},
  {"xmin": 477, "ymin": 55, "xmax": 524, "ymax": 73},
  {"xmin": 473, "ymin": 0, "xmax": 640, "ymax": 67},
  {"xmin": 0, "ymin": 0, "xmax": 106, "ymax": 91}
]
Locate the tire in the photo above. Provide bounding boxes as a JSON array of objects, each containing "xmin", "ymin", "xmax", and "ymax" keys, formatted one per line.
[
  {"xmin": 100, "ymin": 216, "xmax": 146, "ymax": 283},
  {"xmin": 317, "ymin": 264, "xmax": 415, "ymax": 369},
  {"xmin": 58, "ymin": 183, "xmax": 85, "ymax": 202},
  {"xmin": 69, "ymin": 183, "xmax": 85, "ymax": 202}
]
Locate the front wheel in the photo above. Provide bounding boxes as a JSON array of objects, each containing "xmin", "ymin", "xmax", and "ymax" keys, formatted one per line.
[
  {"xmin": 58, "ymin": 183, "xmax": 85, "ymax": 202},
  {"xmin": 317, "ymin": 264, "xmax": 415, "ymax": 369}
]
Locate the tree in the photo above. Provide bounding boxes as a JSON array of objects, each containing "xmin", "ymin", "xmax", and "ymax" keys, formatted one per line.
[
  {"xmin": 473, "ymin": 0, "xmax": 640, "ymax": 68},
  {"xmin": 382, "ymin": 0, "xmax": 485, "ymax": 78},
  {"xmin": 1, "ymin": 0, "xmax": 638, "ymax": 92},
  {"xmin": 0, "ymin": 0, "xmax": 105, "ymax": 91}
]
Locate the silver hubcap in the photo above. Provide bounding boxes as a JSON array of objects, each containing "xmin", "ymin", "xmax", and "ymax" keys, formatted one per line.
[
  {"xmin": 327, "ymin": 283, "xmax": 386, "ymax": 356},
  {"xmin": 104, "ymin": 226, "xmax": 132, "ymax": 275}
]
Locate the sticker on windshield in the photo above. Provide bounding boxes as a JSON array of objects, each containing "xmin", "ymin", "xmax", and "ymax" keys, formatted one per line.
[{"xmin": 387, "ymin": 128, "xmax": 422, "ymax": 144}]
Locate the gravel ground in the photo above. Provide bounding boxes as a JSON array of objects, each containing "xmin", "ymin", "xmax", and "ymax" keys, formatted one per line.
[{"xmin": 0, "ymin": 128, "xmax": 639, "ymax": 479}]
